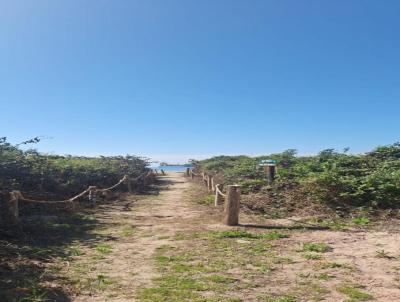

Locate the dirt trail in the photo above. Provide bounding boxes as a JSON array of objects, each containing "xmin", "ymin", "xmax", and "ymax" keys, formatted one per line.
[{"xmin": 71, "ymin": 172, "xmax": 219, "ymax": 302}]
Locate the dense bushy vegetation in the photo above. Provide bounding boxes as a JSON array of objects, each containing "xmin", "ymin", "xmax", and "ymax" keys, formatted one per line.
[
  {"xmin": 0, "ymin": 137, "xmax": 149, "ymax": 198},
  {"xmin": 195, "ymin": 143, "xmax": 400, "ymax": 209}
]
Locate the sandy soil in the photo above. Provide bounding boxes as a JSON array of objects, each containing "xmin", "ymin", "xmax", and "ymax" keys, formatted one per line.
[{"xmin": 71, "ymin": 173, "xmax": 220, "ymax": 301}]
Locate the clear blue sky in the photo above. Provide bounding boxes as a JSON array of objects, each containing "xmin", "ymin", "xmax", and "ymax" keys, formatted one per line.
[{"xmin": 1, "ymin": 0, "xmax": 399, "ymax": 163}]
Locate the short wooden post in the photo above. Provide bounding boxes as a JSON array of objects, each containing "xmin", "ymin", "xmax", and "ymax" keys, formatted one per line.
[
  {"xmin": 161, "ymin": 169, "xmax": 165, "ymax": 175},
  {"xmin": 211, "ymin": 177, "xmax": 215, "ymax": 192},
  {"xmin": 265, "ymin": 164, "xmax": 276, "ymax": 185},
  {"xmin": 68, "ymin": 199, "xmax": 76, "ymax": 211},
  {"xmin": 214, "ymin": 185, "xmax": 222, "ymax": 206},
  {"xmin": 207, "ymin": 175, "xmax": 213, "ymax": 191},
  {"xmin": 223, "ymin": 185, "xmax": 241, "ymax": 226},
  {"xmin": 88, "ymin": 186, "xmax": 98, "ymax": 207},
  {"xmin": 190, "ymin": 171, "xmax": 194, "ymax": 179},
  {"xmin": 186, "ymin": 168, "xmax": 190, "ymax": 176},
  {"xmin": 8, "ymin": 191, "xmax": 19, "ymax": 224}
]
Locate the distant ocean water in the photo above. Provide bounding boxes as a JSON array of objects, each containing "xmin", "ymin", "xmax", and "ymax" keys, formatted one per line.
[{"xmin": 152, "ymin": 165, "xmax": 193, "ymax": 172}]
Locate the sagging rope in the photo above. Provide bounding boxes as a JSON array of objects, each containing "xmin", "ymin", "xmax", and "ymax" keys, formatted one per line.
[
  {"xmin": 188, "ymin": 169, "xmax": 227, "ymax": 198},
  {"xmin": 12, "ymin": 170, "xmax": 152, "ymax": 205},
  {"xmin": 3, "ymin": 170, "xmax": 157, "ymax": 225},
  {"xmin": 98, "ymin": 175, "xmax": 128, "ymax": 192},
  {"xmin": 215, "ymin": 184, "xmax": 226, "ymax": 197}
]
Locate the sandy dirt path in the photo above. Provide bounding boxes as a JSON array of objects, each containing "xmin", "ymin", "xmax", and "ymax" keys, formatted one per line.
[{"xmin": 71, "ymin": 172, "xmax": 220, "ymax": 302}]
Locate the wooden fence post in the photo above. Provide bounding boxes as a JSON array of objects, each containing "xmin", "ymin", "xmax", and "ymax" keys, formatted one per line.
[
  {"xmin": 215, "ymin": 185, "xmax": 222, "ymax": 206},
  {"xmin": 88, "ymin": 186, "xmax": 98, "ymax": 207},
  {"xmin": 223, "ymin": 185, "xmax": 241, "ymax": 226},
  {"xmin": 161, "ymin": 169, "xmax": 165, "ymax": 175},
  {"xmin": 8, "ymin": 191, "xmax": 19, "ymax": 225},
  {"xmin": 186, "ymin": 168, "xmax": 190, "ymax": 176},
  {"xmin": 190, "ymin": 171, "xmax": 194, "ymax": 179},
  {"xmin": 265, "ymin": 164, "xmax": 276, "ymax": 185},
  {"xmin": 207, "ymin": 175, "xmax": 213, "ymax": 191}
]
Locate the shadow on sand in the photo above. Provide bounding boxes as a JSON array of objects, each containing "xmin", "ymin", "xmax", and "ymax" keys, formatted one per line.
[
  {"xmin": 0, "ymin": 206, "xmax": 107, "ymax": 302},
  {"xmin": 237, "ymin": 223, "xmax": 330, "ymax": 231}
]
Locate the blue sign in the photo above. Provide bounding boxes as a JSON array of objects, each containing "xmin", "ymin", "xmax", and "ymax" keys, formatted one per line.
[{"xmin": 259, "ymin": 159, "xmax": 277, "ymax": 166}]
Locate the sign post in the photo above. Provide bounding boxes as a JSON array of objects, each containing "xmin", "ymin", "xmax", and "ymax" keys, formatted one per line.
[{"xmin": 259, "ymin": 160, "xmax": 277, "ymax": 185}]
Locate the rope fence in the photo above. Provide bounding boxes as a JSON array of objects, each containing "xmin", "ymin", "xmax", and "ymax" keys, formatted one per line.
[
  {"xmin": 186, "ymin": 168, "xmax": 240, "ymax": 226},
  {"xmin": 3, "ymin": 170, "xmax": 158, "ymax": 225}
]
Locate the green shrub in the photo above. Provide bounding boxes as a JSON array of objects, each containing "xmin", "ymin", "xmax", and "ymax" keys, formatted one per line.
[
  {"xmin": 0, "ymin": 137, "xmax": 149, "ymax": 198},
  {"xmin": 195, "ymin": 143, "xmax": 400, "ymax": 209}
]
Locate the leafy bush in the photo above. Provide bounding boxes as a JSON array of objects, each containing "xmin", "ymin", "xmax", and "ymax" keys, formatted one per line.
[
  {"xmin": 195, "ymin": 143, "xmax": 400, "ymax": 209},
  {"xmin": 0, "ymin": 137, "xmax": 149, "ymax": 198}
]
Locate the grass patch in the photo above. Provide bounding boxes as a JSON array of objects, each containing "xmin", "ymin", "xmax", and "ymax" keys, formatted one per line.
[
  {"xmin": 137, "ymin": 286, "xmax": 207, "ymax": 302},
  {"xmin": 308, "ymin": 218, "xmax": 347, "ymax": 230},
  {"xmin": 352, "ymin": 216, "xmax": 370, "ymax": 226},
  {"xmin": 304, "ymin": 253, "xmax": 323, "ymax": 260},
  {"xmin": 302, "ymin": 243, "xmax": 329, "ymax": 253},
  {"xmin": 261, "ymin": 296, "xmax": 298, "ymax": 302},
  {"xmin": 316, "ymin": 273, "xmax": 335, "ymax": 280},
  {"xmin": 137, "ymin": 236, "xmax": 277, "ymax": 301},
  {"xmin": 45, "ymin": 222, "xmax": 72, "ymax": 231},
  {"xmin": 157, "ymin": 275, "xmax": 207, "ymax": 291},
  {"xmin": 68, "ymin": 247, "xmax": 85, "ymax": 256},
  {"xmin": 294, "ymin": 281, "xmax": 330, "ymax": 301},
  {"xmin": 257, "ymin": 263, "xmax": 274, "ymax": 274},
  {"xmin": 174, "ymin": 232, "xmax": 203, "ymax": 240},
  {"xmin": 196, "ymin": 195, "xmax": 215, "ymax": 205},
  {"xmin": 19, "ymin": 287, "xmax": 49, "ymax": 302},
  {"xmin": 337, "ymin": 284, "xmax": 373, "ymax": 301},
  {"xmin": 94, "ymin": 243, "xmax": 113, "ymax": 255},
  {"xmin": 75, "ymin": 274, "xmax": 117, "ymax": 293},
  {"xmin": 203, "ymin": 274, "xmax": 237, "ymax": 284},
  {"xmin": 94, "ymin": 274, "xmax": 115, "ymax": 291},
  {"xmin": 317, "ymin": 262, "xmax": 352, "ymax": 270},
  {"xmin": 120, "ymin": 227, "xmax": 135, "ymax": 237}
]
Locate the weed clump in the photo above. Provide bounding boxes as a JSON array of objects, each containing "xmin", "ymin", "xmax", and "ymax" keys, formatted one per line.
[
  {"xmin": 302, "ymin": 243, "xmax": 330, "ymax": 253},
  {"xmin": 337, "ymin": 284, "xmax": 373, "ymax": 301}
]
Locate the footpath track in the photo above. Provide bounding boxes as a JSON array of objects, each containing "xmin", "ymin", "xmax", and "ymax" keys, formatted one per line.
[{"xmin": 71, "ymin": 172, "xmax": 222, "ymax": 302}]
